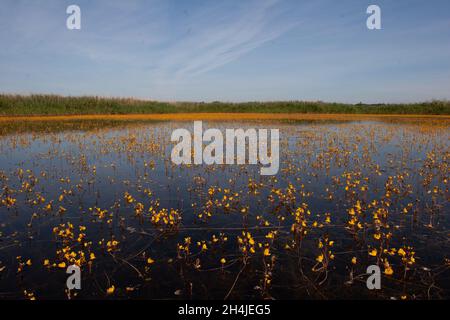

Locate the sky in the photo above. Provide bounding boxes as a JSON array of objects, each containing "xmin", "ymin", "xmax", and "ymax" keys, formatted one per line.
[{"xmin": 0, "ymin": 0, "xmax": 449, "ymax": 103}]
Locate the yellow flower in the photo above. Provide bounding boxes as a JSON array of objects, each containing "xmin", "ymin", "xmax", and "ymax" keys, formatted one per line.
[
  {"xmin": 106, "ymin": 285, "xmax": 115, "ymax": 295},
  {"xmin": 263, "ymin": 248, "xmax": 270, "ymax": 256},
  {"xmin": 398, "ymin": 248, "xmax": 406, "ymax": 257},
  {"xmin": 220, "ymin": 258, "xmax": 226, "ymax": 264},
  {"xmin": 316, "ymin": 254, "xmax": 324, "ymax": 263},
  {"xmin": 43, "ymin": 259, "xmax": 50, "ymax": 266},
  {"xmin": 26, "ymin": 259, "xmax": 32, "ymax": 266},
  {"xmin": 351, "ymin": 257, "xmax": 357, "ymax": 265},
  {"xmin": 147, "ymin": 258, "xmax": 155, "ymax": 265},
  {"xmin": 58, "ymin": 262, "xmax": 66, "ymax": 268},
  {"xmin": 265, "ymin": 232, "xmax": 274, "ymax": 239},
  {"xmin": 369, "ymin": 249, "xmax": 378, "ymax": 257},
  {"xmin": 374, "ymin": 233, "xmax": 381, "ymax": 240},
  {"xmin": 384, "ymin": 266, "xmax": 394, "ymax": 275},
  {"xmin": 90, "ymin": 253, "xmax": 96, "ymax": 260}
]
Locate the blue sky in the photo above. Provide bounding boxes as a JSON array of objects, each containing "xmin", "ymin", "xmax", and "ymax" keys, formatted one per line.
[{"xmin": 0, "ymin": 0, "xmax": 449, "ymax": 103}]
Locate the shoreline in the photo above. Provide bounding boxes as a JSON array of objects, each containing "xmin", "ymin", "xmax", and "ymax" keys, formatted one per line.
[{"xmin": 1, "ymin": 113, "xmax": 450, "ymax": 122}]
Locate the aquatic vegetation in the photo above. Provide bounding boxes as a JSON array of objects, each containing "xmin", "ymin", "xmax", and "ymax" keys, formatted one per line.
[{"xmin": 0, "ymin": 117, "xmax": 448, "ymax": 300}]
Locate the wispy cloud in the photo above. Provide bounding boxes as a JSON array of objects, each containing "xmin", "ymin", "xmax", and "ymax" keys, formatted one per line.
[
  {"xmin": 155, "ymin": 0, "xmax": 299, "ymax": 79},
  {"xmin": 1, "ymin": 0, "xmax": 297, "ymax": 80}
]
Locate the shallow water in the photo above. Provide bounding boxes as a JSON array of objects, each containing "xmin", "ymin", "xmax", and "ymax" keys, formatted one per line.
[{"xmin": 0, "ymin": 119, "xmax": 448, "ymax": 300}]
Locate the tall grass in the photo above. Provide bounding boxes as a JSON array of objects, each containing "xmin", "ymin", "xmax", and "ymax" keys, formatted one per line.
[{"xmin": 1, "ymin": 94, "xmax": 449, "ymax": 115}]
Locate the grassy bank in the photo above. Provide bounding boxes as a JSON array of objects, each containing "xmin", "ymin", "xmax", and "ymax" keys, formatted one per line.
[{"xmin": 1, "ymin": 94, "xmax": 449, "ymax": 115}]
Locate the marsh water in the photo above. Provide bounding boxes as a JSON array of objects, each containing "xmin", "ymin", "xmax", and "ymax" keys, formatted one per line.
[{"xmin": 0, "ymin": 118, "xmax": 448, "ymax": 300}]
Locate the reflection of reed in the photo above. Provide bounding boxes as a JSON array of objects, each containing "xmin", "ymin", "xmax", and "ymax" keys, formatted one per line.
[
  {"xmin": 1, "ymin": 114, "xmax": 448, "ymax": 136},
  {"xmin": 1, "ymin": 112, "xmax": 450, "ymax": 123}
]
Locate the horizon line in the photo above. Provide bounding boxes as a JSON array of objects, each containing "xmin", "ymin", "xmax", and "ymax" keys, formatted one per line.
[{"xmin": 1, "ymin": 92, "xmax": 448, "ymax": 106}]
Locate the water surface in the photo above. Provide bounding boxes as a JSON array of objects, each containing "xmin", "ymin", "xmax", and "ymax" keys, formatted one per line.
[{"xmin": 0, "ymin": 118, "xmax": 448, "ymax": 300}]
